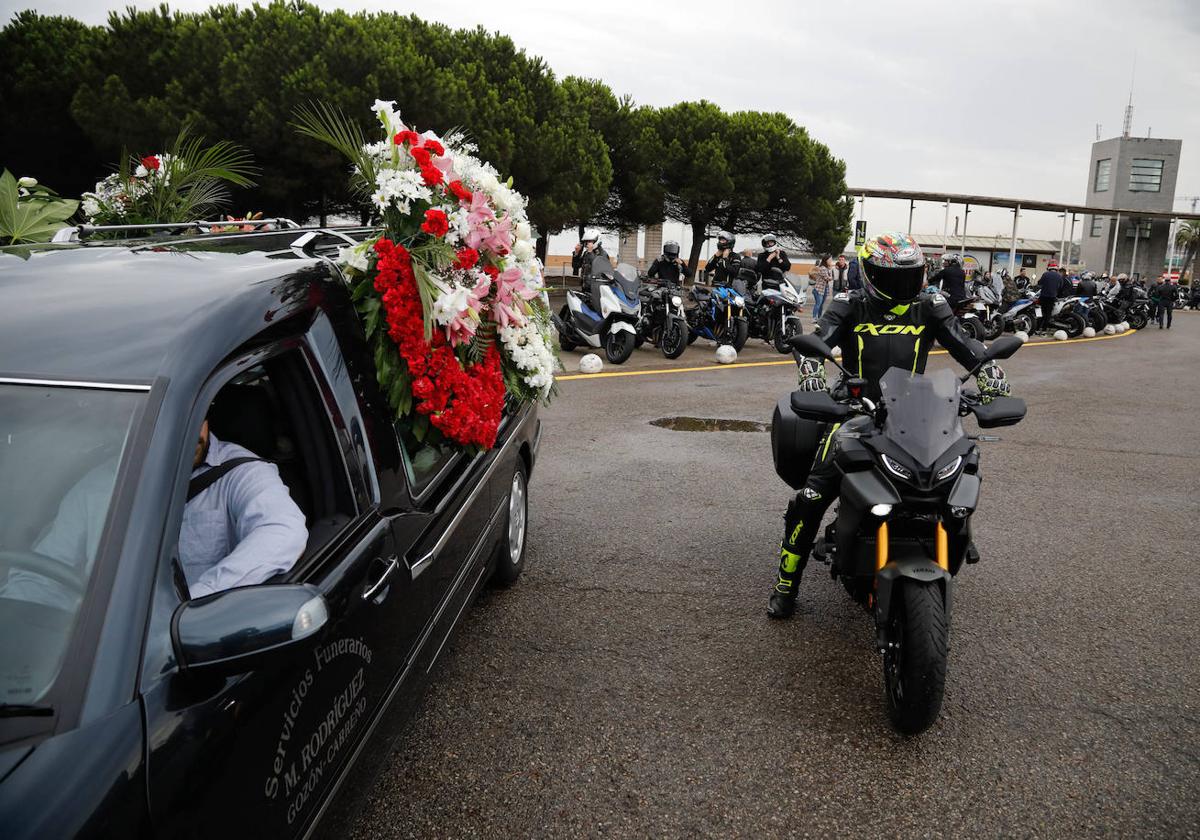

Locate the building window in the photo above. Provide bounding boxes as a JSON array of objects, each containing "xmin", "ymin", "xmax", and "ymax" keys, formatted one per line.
[
  {"xmin": 1129, "ymin": 158, "xmax": 1163, "ymax": 192},
  {"xmin": 1090, "ymin": 216, "xmax": 1106, "ymax": 237},
  {"xmin": 1125, "ymin": 219, "xmax": 1152, "ymax": 239},
  {"xmin": 1093, "ymin": 158, "xmax": 1111, "ymax": 192}
]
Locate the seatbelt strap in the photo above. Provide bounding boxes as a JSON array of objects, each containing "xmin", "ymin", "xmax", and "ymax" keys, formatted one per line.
[{"xmin": 187, "ymin": 457, "xmax": 263, "ymax": 502}]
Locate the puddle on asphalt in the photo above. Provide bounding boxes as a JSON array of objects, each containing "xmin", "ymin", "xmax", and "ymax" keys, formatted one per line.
[{"xmin": 651, "ymin": 416, "xmax": 771, "ymax": 433}]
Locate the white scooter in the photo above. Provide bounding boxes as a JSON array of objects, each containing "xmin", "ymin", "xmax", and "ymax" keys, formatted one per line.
[{"xmin": 553, "ymin": 256, "xmax": 642, "ymax": 364}]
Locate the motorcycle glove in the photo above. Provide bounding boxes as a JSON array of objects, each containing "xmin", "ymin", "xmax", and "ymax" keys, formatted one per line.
[
  {"xmin": 796, "ymin": 357, "xmax": 828, "ymax": 392},
  {"xmin": 976, "ymin": 363, "xmax": 1011, "ymax": 404}
]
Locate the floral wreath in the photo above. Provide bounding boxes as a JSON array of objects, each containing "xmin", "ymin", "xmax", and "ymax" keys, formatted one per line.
[{"xmin": 297, "ymin": 100, "xmax": 557, "ymax": 451}]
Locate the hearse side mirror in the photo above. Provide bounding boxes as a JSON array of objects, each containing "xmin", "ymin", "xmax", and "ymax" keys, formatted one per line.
[
  {"xmin": 172, "ymin": 584, "xmax": 328, "ymax": 676},
  {"xmin": 787, "ymin": 333, "xmax": 834, "ymax": 361},
  {"xmin": 790, "ymin": 390, "xmax": 850, "ymax": 423},
  {"xmin": 984, "ymin": 335, "xmax": 1023, "ymax": 361}
]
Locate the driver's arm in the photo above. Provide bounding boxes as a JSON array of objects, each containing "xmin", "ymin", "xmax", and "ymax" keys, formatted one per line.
[
  {"xmin": 812, "ymin": 293, "xmax": 852, "ymax": 351},
  {"xmin": 187, "ymin": 463, "xmax": 308, "ymax": 598}
]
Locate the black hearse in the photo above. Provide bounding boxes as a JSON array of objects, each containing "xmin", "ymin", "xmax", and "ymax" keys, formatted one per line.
[{"xmin": 0, "ymin": 226, "xmax": 539, "ymax": 838}]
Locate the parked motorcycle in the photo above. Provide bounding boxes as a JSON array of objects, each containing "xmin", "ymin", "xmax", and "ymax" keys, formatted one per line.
[
  {"xmin": 553, "ymin": 256, "xmax": 642, "ymax": 363},
  {"xmin": 971, "ymin": 278, "xmax": 1006, "ymax": 340},
  {"xmin": 775, "ymin": 333, "xmax": 1027, "ymax": 734},
  {"xmin": 687, "ymin": 267, "xmax": 749, "ymax": 350},
  {"xmin": 747, "ymin": 265, "xmax": 805, "ymax": 353},
  {"xmin": 636, "ymin": 278, "xmax": 689, "ymax": 359}
]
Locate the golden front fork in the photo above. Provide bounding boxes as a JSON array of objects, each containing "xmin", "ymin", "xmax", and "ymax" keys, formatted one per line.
[
  {"xmin": 875, "ymin": 522, "xmax": 888, "ymax": 571},
  {"xmin": 935, "ymin": 521, "xmax": 949, "ymax": 571}
]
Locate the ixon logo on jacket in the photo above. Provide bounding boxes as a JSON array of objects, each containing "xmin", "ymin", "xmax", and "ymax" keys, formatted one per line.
[{"xmin": 853, "ymin": 323, "xmax": 926, "ymax": 336}]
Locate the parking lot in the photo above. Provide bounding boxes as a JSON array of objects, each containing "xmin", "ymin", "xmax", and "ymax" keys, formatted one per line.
[{"xmin": 353, "ymin": 316, "xmax": 1200, "ymax": 839}]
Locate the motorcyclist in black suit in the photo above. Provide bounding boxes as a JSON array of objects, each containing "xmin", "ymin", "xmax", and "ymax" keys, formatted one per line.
[
  {"xmin": 646, "ymin": 240, "xmax": 692, "ymax": 285},
  {"xmin": 929, "ymin": 253, "xmax": 968, "ymax": 305},
  {"xmin": 704, "ymin": 231, "xmax": 738, "ymax": 285},
  {"xmin": 756, "ymin": 234, "xmax": 792, "ymax": 281},
  {"xmin": 768, "ymin": 232, "xmax": 1012, "ymax": 619}
]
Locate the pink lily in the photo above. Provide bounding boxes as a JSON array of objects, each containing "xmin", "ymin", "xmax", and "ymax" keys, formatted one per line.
[{"xmin": 492, "ymin": 266, "xmax": 537, "ymax": 328}]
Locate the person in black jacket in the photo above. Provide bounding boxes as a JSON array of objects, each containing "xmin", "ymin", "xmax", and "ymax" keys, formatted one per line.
[
  {"xmin": 1036, "ymin": 263, "xmax": 1068, "ymax": 333},
  {"xmin": 929, "ymin": 254, "xmax": 968, "ymax": 304},
  {"xmin": 768, "ymin": 232, "xmax": 1011, "ymax": 619},
  {"xmin": 756, "ymin": 234, "xmax": 791, "ymax": 279},
  {"xmin": 704, "ymin": 230, "xmax": 737, "ymax": 285},
  {"xmin": 646, "ymin": 240, "xmax": 691, "ymax": 285},
  {"xmin": 1153, "ymin": 278, "xmax": 1176, "ymax": 329},
  {"xmin": 571, "ymin": 229, "xmax": 608, "ymax": 278}
]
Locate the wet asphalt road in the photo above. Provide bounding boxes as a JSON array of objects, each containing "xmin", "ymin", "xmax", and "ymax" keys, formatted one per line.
[{"xmin": 352, "ymin": 316, "xmax": 1200, "ymax": 839}]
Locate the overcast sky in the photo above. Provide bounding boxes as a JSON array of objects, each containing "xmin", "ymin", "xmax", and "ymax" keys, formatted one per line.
[{"xmin": 7, "ymin": 0, "xmax": 1200, "ymax": 252}]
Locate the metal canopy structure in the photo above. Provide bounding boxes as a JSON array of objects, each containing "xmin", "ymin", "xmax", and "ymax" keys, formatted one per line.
[
  {"xmin": 846, "ymin": 187, "xmax": 1200, "ymax": 223},
  {"xmin": 847, "ymin": 187, "xmax": 1200, "ymax": 275}
]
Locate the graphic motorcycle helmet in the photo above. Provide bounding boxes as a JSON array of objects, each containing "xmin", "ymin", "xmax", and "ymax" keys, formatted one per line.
[
  {"xmin": 859, "ymin": 232, "xmax": 928, "ymax": 307},
  {"xmin": 716, "ymin": 230, "xmax": 735, "ymax": 250},
  {"xmin": 761, "ymin": 234, "xmax": 778, "ymax": 250},
  {"xmin": 663, "ymin": 240, "xmax": 681, "ymax": 260}
]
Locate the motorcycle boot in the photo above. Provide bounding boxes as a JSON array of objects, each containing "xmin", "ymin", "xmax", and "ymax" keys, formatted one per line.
[{"xmin": 768, "ymin": 543, "xmax": 804, "ymax": 619}]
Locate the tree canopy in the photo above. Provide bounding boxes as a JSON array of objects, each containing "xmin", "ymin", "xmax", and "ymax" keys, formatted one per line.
[{"xmin": 0, "ymin": 2, "xmax": 851, "ymax": 254}]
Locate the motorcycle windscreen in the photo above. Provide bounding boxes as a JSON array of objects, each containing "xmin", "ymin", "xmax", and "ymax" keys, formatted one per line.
[
  {"xmin": 590, "ymin": 255, "xmax": 614, "ymax": 278},
  {"xmin": 614, "ymin": 262, "xmax": 641, "ymax": 299},
  {"xmin": 878, "ymin": 367, "xmax": 964, "ymax": 466}
]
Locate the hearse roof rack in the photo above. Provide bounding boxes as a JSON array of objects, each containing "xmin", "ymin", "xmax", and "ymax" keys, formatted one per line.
[{"xmin": 51, "ymin": 218, "xmax": 302, "ymax": 243}]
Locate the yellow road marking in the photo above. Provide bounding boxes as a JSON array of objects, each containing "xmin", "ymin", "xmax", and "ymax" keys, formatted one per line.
[{"xmin": 556, "ymin": 329, "xmax": 1140, "ymax": 381}]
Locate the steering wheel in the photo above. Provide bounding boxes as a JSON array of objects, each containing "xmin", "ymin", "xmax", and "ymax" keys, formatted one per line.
[{"xmin": 0, "ymin": 550, "xmax": 88, "ymax": 600}]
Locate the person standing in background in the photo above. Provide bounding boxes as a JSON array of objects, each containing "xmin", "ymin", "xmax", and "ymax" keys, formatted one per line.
[
  {"xmin": 808, "ymin": 255, "xmax": 832, "ymax": 319},
  {"xmin": 1153, "ymin": 277, "xmax": 1175, "ymax": 329},
  {"xmin": 1036, "ymin": 261, "xmax": 1067, "ymax": 334},
  {"xmin": 831, "ymin": 254, "xmax": 850, "ymax": 293}
]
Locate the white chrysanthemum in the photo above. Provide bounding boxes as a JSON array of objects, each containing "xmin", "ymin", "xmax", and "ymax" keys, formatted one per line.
[
  {"xmin": 372, "ymin": 168, "xmax": 431, "ymax": 214},
  {"xmin": 512, "ymin": 238, "xmax": 534, "ymax": 263}
]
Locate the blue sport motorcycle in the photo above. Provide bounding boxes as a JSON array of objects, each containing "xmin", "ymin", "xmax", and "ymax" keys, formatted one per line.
[{"xmin": 686, "ymin": 280, "xmax": 749, "ymax": 350}]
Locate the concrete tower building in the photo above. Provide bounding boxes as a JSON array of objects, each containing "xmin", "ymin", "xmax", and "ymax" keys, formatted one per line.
[{"xmin": 1080, "ymin": 134, "xmax": 1182, "ymax": 278}]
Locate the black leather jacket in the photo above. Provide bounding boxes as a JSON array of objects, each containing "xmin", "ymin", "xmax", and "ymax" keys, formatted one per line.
[
  {"xmin": 809, "ymin": 290, "xmax": 985, "ymax": 402},
  {"xmin": 647, "ymin": 256, "xmax": 691, "ymax": 284},
  {"xmin": 572, "ymin": 244, "xmax": 608, "ymax": 276}
]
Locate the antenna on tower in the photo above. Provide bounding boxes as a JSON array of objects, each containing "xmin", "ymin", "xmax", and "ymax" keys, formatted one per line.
[
  {"xmin": 1122, "ymin": 54, "xmax": 1136, "ymax": 137},
  {"xmin": 1095, "ymin": 123, "xmax": 1101, "ymax": 141}
]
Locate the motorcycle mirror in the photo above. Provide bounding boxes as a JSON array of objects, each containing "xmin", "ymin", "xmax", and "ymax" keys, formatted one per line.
[{"xmin": 787, "ymin": 333, "xmax": 834, "ymax": 360}]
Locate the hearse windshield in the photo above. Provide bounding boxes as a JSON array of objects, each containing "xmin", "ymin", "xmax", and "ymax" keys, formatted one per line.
[{"xmin": 0, "ymin": 383, "xmax": 143, "ymax": 706}]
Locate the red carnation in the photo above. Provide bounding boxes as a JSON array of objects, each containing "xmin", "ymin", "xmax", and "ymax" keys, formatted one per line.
[
  {"xmin": 410, "ymin": 146, "xmax": 431, "ymax": 165},
  {"xmin": 140, "ymin": 155, "xmax": 160, "ymax": 172},
  {"xmin": 454, "ymin": 248, "xmax": 479, "ymax": 270},
  {"xmin": 446, "ymin": 180, "xmax": 472, "ymax": 202},
  {"xmin": 393, "ymin": 130, "xmax": 420, "ymax": 146},
  {"xmin": 420, "ymin": 208, "xmax": 450, "ymax": 237},
  {"xmin": 423, "ymin": 139, "xmax": 445, "ymax": 156},
  {"xmin": 419, "ymin": 163, "xmax": 444, "ymax": 187},
  {"xmin": 482, "ymin": 264, "xmax": 500, "ymax": 281}
]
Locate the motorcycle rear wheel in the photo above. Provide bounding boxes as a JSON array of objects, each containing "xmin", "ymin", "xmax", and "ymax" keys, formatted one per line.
[
  {"xmin": 1060, "ymin": 312, "xmax": 1086, "ymax": 338},
  {"xmin": 882, "ymin": 579, "xmax": 948, "ymax": 735},
  {"xmin": 959, "ymin": 317, "xmax": 984, "ymax": 342},
  {"xmin": 1128, "ymin": 308, "xmax": 1149, "ymax": 330},
  {"xmin": 557, "ymin": 306, "xmax": 578, "ymax": 351},
  {"xmin": 1012, "ymin": 312, "xmax": 1035, "ymax": 335}
]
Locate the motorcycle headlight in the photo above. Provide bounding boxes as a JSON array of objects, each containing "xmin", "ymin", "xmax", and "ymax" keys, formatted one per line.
[
  {"xmin": 733, "ymin": 295, "xmax": 745, "ymax": 307},
  {"xmin": 881, "ymin": 453, "xmax": 912, "ymax": 480},
  {"xmin": 935, "ymin": 455, "xmax": 963, "ymax": 482},
  {"xmin": 671, "ymin": 295, "xmax": 682, "ymax": 307}
]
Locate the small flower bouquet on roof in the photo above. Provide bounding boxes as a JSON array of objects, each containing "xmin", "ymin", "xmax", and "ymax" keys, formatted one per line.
[
  {"xmin": 80, "ymin": 127, "xmax": 256, "ymax": 229},
  {"xmin": 294, "ymin": 99, "xmax": 558, "ymax": 452}
]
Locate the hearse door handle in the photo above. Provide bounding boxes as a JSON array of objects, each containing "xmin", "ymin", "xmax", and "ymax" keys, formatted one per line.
[{"xmin": 362, "ymin": 555, "xmax": 400, "ymax": 602}]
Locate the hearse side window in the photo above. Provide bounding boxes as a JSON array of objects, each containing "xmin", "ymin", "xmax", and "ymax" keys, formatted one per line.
[
  {"xmin": 395, "ymin": 420, "xmax": 460, "ymax": 496},
  {"xmin": 171, "ymin": 351, "xmax": 356, "ymax": 599}
]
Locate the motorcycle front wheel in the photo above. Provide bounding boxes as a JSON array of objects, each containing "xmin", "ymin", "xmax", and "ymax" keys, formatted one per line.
[
  {"xmin": 660, "ymin": 318, "xmax": 687, "ymax": 359},
  {"xmin": 556, "ymin": 306, "xmax": 578, "ymax": 351},
  {"xmin": 959, "ymin": 316, "xmax": 984, "ymax": 342},
  {"xmin": 1012, "ymin": 312, "xmax": 1036, "ymax": 335},
  {"xmin": 717, "ymin": 317, "xmax": 749, "ymax": 351},
  {"xmin": 772, "ymin": 316, "xmax": 802, "ymax": 354},
  {"xmin": 882, "ymin": 579, "xmax": 948, "ymax": 735},
  {"xmin": 983, "ymin": 314, "xmax": 1004, "ymax": 341},
  {"xmin": 604, "ymin": 330, "xmax": 636, "ymax": 364},
  {"xmin": 1128, "ymin": 308, "xmax": 1149, "ymax": 330}
]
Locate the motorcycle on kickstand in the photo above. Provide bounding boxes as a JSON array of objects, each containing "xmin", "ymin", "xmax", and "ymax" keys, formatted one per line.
[
  {"xmin": 772, "ymin": 333, "xmax": 1027, "ymax": 734},
  {"xmin": 636, "ymin": 278, "xmax": 689, "ymax": 360},
  {"xmin": 553, "ymin": 256, "xmax": 642, "ymax": 364},
  {"xmin": 747, "ymin": 265, "xmax": 806, "ymax": 353},
  {"xmin": 687, "ymin": 270, "xmax": 749, "ymax": 350}
]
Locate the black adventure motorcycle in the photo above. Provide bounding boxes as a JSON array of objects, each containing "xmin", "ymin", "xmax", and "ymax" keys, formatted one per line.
[{"xmin": 771, "ymin": 333, "xmax": 1027, "ymax": 734}]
